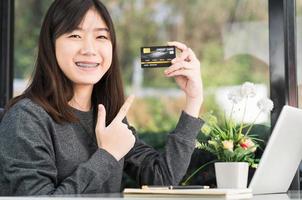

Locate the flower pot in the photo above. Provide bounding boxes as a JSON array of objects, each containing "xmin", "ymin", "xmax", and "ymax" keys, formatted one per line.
[{"xmin": 214, "ymin": 162, "xmax": 249, "ymax": 188}]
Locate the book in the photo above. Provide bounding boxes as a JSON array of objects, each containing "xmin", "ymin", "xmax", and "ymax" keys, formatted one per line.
[{"xmin": 123, "ymin": 188, "xmax": 253, "ymax": 199}]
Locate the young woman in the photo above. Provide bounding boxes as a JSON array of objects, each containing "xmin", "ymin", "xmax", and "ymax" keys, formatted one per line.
[{"xmin": 0, "ymin": 0, "xmax": 203, "ymax": 195}]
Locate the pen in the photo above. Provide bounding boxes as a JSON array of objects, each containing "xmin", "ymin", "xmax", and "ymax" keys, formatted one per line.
[
  {"xmin": 169, "ymin": 185, "xmax": 210, "ymax": 189},
  {"xmin": 141, "ymin": 185, "xmax": 210, "ymax": 190}
]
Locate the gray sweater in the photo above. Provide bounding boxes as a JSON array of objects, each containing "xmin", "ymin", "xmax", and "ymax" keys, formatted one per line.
[{"xmin": 0, "ymin": 98, "xmax": 203, "ymax": 195}]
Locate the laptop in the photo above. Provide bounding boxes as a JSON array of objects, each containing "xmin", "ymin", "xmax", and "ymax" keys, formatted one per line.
[{"xmin": 249, "ymin": 105, "xmax": 302, "ymax": 194}]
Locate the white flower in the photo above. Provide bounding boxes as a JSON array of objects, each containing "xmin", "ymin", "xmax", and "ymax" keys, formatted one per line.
[
  {"xmin": 240, "ymin": 82, "xmax": 256, "ymax": 98},
  {"xmin": 228, "ymin": 89, "xmax": 243, "ymax": 104},
  {"xmin": 222, "ymin": 140, "xmax": 234, "ymax": 151},
  {"xmin": 257, "ymin": 98, "xmax": 274, "ymax": 113}
]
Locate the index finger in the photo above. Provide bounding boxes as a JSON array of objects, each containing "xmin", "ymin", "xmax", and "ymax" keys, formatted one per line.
[
  {"xmin": 167, "ymin": 41, "xmax": 188, "ymax": 52},
  {"xmin": 114, "ymin": 95, "xmax": 135, "ymax": 122}
]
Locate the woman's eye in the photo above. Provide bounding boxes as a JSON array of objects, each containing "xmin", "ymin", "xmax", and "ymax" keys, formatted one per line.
[
  {"xmin": 69, "ymin": 34, "xmax": 81, "ymax": 39},
  {"xmin": 97, "ymin": 35, "xmax": 108, "ymax": 40}
]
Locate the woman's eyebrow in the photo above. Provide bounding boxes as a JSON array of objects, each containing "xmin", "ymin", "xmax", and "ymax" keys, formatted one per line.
[
  {"xmin": 74, "ymin": 27, "xmax": 109, "ymax": 32},
  {"xmin": 94, "ymin": 28, "xmax": 109, "ymax": 32}
]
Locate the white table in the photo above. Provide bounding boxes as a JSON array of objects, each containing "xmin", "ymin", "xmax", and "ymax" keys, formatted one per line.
[{"xmin": 0, "ymin": 191, "xmax": 301, "ymax": 200}]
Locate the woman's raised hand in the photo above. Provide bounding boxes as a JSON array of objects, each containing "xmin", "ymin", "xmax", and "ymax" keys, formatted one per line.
[
  {"xmin": 164, "ymin": 41, "xmax": 203, "ymax": 117},
  {"xmin": 95, "ymin": 95, "xmax": 135, "ymax": 161}
]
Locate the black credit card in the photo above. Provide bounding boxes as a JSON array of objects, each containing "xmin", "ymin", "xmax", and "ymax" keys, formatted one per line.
[{"xmin": 141, "ymin": 46, "xmax": 176, "ymax": 68}]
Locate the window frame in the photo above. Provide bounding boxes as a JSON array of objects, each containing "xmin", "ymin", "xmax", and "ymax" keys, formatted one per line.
[
  {"xmin": 0, "ymin": 0, "xmax": 14, "ymax": 108},
  {"xmin": 269, "ymin": 0, "xmax": 299, "ymax": 189}
]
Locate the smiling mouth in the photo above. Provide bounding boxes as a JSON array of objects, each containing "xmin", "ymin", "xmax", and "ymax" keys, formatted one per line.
[{"xmin": 75, "ymin": 62, "xmax": 100, "ymax": 68}]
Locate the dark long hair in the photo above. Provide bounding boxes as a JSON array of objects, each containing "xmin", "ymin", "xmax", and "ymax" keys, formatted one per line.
[{"xmin": 7, "ymin": 0, "xmax": 125, "ymax": 125}]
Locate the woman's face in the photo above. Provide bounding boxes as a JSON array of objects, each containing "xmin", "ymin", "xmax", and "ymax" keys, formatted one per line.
[{"xmin": 55, "ymin": 8, "xmax": 112, "ymax": 86}]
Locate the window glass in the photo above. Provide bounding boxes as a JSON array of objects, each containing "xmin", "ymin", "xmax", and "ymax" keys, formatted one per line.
[
  {"xmin": 102, "ymin": 0, "xmax": 270, "ymax": 132},
  {"xmin": 14, "ymin": 0, "xmax": 52, "ymax": 95},
  {"xmin": 14, "ymin": 0, "xmax": 270, "ymax": 135}
]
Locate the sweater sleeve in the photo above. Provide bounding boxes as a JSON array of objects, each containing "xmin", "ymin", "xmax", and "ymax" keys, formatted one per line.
[
  {"xmin": 0, "ymin": 101, "xmax": 119, "ymax": 195},
  {"xmin": 123, "ymin": 111, "xmax": 203, "ymax": 186}
]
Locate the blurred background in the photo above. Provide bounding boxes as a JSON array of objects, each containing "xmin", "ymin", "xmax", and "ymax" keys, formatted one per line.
[
  {"xmin": 12, "ymin": 0, "xmax": 302, "ymax": 187},
  {"xmin": 14, "ymin": 0, "xmax": 272, "ymax": 129}
]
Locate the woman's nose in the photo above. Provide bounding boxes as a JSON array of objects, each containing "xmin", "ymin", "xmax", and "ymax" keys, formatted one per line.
[{"xmin": 80, "ymin": 38, "xmax": 96, "ymax": 56}]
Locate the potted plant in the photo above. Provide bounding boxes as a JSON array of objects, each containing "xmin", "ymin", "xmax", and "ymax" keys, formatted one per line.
[{"xmin": 183, "ymin": 82, "xmax": 274, "ymax": 188}]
